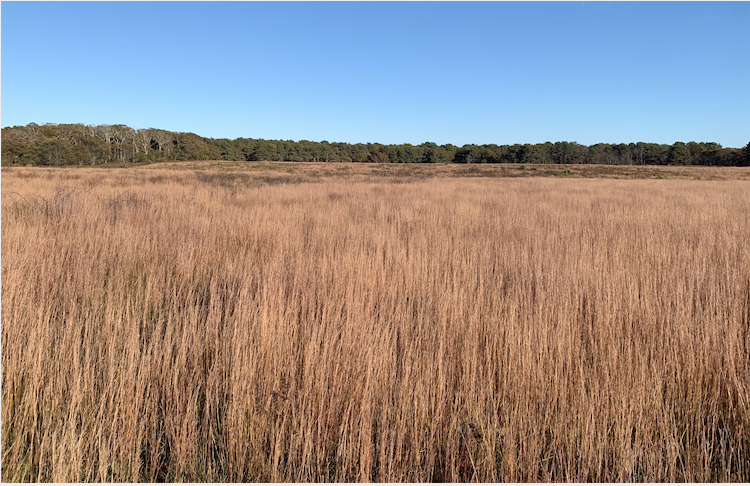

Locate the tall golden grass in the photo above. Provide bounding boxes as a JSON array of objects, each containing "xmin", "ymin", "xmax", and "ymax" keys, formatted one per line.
[{"xmin": 2, "ymin": 167, "xmax": 749, "ymax": 482}]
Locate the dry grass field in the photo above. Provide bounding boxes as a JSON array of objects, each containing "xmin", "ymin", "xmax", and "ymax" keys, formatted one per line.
[
  {"xmin": 2, "ymin": 165, "xmax": 749, "ymax": 481},
  {"xmin": 93, "ymin": 160, "xmax": 750, "ymax": 181}
]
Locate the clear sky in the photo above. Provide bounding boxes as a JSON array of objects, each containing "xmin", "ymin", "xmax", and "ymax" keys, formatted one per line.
[{"xmin": 2, "ymin": 2, "xmax": 749, "ymax": 148}]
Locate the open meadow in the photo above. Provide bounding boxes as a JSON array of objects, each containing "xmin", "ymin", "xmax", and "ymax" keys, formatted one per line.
[{"xmin": 2, "ymin": 164, "xmax": 749, "ymax": 481}]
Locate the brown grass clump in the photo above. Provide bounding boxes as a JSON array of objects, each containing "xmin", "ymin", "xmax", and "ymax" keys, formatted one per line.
[{"xmin": 2, "ymin": 167, "xmax": 749, "ymax": 482}]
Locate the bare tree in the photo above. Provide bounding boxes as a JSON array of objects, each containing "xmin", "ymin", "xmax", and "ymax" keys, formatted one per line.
[
  {"xmin": 135, "ymin": 129, "xmax": 153, "ymax": 156},
  {"xmin": 148, "ymin": 129, "xmax": 176, "ymax": 159}
]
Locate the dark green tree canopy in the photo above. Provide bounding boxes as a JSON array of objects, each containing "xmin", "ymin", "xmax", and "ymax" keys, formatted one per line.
[{"xmin": 1, "ymin": 123, "xmax": 745, "ymax": 167}]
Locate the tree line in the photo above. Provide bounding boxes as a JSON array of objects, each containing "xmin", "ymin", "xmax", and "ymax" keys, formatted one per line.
[{"xmin": 2, "ymin": 122, "xmax": 749, "ymax": 167}]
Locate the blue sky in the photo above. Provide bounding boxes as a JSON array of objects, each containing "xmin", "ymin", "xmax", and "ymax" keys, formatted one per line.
[{"xmin": 2, "ymin": 2, "xmax": 749, "ymax": 147}]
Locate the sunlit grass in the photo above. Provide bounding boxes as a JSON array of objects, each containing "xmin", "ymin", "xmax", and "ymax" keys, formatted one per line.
[{"xmin": 2, "ymin": 167, "xmax": 749, "ymax": 481}]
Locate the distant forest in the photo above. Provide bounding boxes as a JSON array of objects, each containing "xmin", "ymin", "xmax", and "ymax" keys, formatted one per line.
[{"xmin": 2, "ymin": 123, "xmax": 749, "ymax": 167}]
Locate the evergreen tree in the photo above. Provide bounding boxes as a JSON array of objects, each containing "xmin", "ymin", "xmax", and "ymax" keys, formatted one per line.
[{"xmin": 668, "ymin": 142, "xmax": 692, "ymax": 165}]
